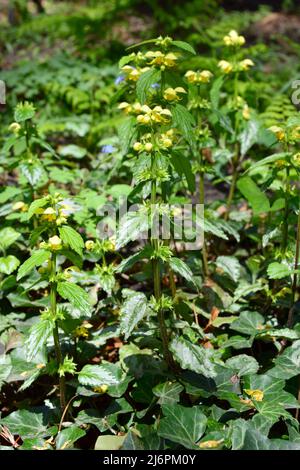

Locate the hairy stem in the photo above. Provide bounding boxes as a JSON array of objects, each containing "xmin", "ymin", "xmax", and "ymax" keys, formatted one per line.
[
  {"xmin": 281, "ymin": 167, "xmax": 290, "ymax": 254},
  {"xmin": 225, "ymin": 143, "xmax": 239, "ymax": 219},
  {"xmin": 50, "ymin": 253, "xmax": 66, "ymax": 411},
  {"xmin": 287, "ymin": 207, "xmax": 300, "ymax": 328}
]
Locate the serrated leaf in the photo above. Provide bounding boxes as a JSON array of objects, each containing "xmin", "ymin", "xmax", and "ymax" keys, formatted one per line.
[
  {"xmin": 169, "ymin": 257, "xmax": 196, "ymax": 286},
  {"xmin": 216, "ymin": 256, "xmax": 240, "ymax": 282},
  {"xmin": 170, "ymin": 151, "xmax": 195, "ymax": 193},
  {"xmin": 57, "ymin": 282, "xmax": 91, "ymax": 315},
  {"xmin": 170, "ymin": 336, "xmax": 216, "ymax": 378},
  {"xmin": 17, "ymin": 249, "xmax": 50, "ymax": 280},
  {"xmin": 116, "ymin": 209, "xmax": 149, "ymax": 249},
  {"xmin": 118, "ymin": 116, "xmax": 136, "ymax": 155},
  {"xmin": 28, "ymin": 197, "xmax": 48, "ymax": 219},
  {"xmin": 158, "ymin": 404, "xmax": 207, "ymax": 449},
  {"xmin": 172, "ymin": 104, "xmax": 196, "ymax": 149},
  {"xmin": 120, "ymin": 290, "xmax": 149, "ymax": 340},
  {"xmin": 136, "ymin": 68, "xmax": 161, "ymax": 103},
  {"xmin": 0, "ymin": 255, "xmax": 20, "ymax": 275},
  {"xmin": 239, "ymin": 119, "xmax": 260, "ymax": 157},
  {"xmin": 59, "ymin": 225, "xmax": 84, "ymax": 255},
  {"xmin": 267, "ymin": 262, "xmax": 293, "ymax": 279},
  {"xmin": 25, "ymin": 318, "xmax": 54, "ymax": 362},
  {"xmin": 172, "ymin": 40, "xmax": 196, "ymax": 55},
  {"xmin": 20, "ymin": 162, "xmax": 45, "ymax": 186},
  {"xmin": 78, "ymin": 363, "xmax": 122, "ymax": 387}
]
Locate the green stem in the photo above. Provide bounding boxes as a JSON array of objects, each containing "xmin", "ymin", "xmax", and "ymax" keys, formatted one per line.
[
  {"xmin": 287, "ymin": 207, "xmax": 300, "ymax": 328},
  {"xmin": 199, "ymin": 163, "xmax": 209, "ymax": 278},
  {"xmin": 225, "ymin": 143, "xmax": 239, "ymax": 219},
  {"xmin": 50, "ymin": 253, "xmax": 66, "ymax": 412},
  {"xmin": 281, "ymin": 167, "xmax": 290, "ymax": 254}
]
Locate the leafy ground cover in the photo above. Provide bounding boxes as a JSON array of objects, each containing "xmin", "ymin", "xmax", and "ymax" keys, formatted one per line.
[{"xmin": 1, "ymin": 0, "xmax": 300, "ymax": 451}]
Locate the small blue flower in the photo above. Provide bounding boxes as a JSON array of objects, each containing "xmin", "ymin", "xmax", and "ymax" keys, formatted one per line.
[
  {"xmin": 101, "ymin": 145, "xmax": 117, "ymax": 154},
  {"xmin": 115, "ymin": 75, "xmax": 125, "ymax": 85},
  {"xmin": 151, "ymin": 82, "xmax": 160, "ymax": 89}
]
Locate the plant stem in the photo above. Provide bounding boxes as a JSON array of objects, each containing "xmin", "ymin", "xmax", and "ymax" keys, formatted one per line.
[
  {"xmin": 287, "ymin": 207, "xmax": 300, "ymax": 328},
  {"xmin": 225, "ymin": 143, "xmax": 239, "ymax": 219},
  {"xmin": 199, "ymin": 154, "xmax": 209, "ymax": 278},
  {"xmin": 50, "ymin": 253, "xmax": 66, "ymax": 411},
  {"xmin": 281, "ymin": 167, "xmax": 290, "ymax": 254},
  {"xmin": 150, "ymin": 167, "xmax": 174, "ymax": 369}
]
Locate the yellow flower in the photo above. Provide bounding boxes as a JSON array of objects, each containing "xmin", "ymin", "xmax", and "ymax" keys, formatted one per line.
[
  {"xmin": 12, "ymin": 201, "xmax": 27, "ymax": 212},
  {"xmin": 133, "ymin": 142, "xmax": 143, "ymax": 152},
  {"xmin": 218, "ymin": 60, "xmax": 233, "ymax": 74},
  {"xmin": 244, "ymin": 389, "xmax": 264, "ymax": 402},
  {"xmin": 291, "ymin": 126, "xmax": 300, "ymax": 140},
  {"xmin": 73, "ymin": 325, "xmax": 89, "ymax": 339},
  {"xmin": 185, "ymin": 70, "xmax": 213, "ymax": 84},
  {"xmin": 93, "ymin": 384, "xmax": 109, "ymax": 394},
  {"xmin": 85, "ymin": 240, "xmax": 95, "ymax": 250},
  {"xmin": 239, "ymin": 59, "xmax": 254, "ymax": 71},
  {"xmin": 144, "ymin": 142, "xmax": 153, "ymax": 152},
  {"xmin": 268, "ymin": 125, "xmax": 285, "ymax": 141},
  {"xmin": 42, "ymin": 207, "xmax": 56, "ymax": 222},
  {"xmin": 199, "ymin": 70, "xmax": 213, "ymax": 83},
  {"xmin": 292, "ymin": 152, "xmax": 300, "ymax": 167},
  {"xmin": 121, "ymin": 65, "xmax": 140, "ymax": 81},
  {"xmin": 9, "ymin": 122, "xmax": 21, "ymax": 134},
  {"xmin": 145, "ymin": 50, "xmax": 178, "ymax": 68},
  {"xmin": 118, "ymin": 102, "xmax": 133, "ymax": 114},
  {"xmin": 48, "ymin": 235, "xmax": 62, "ymax": 251},
  {"xmin": 199, "ymin": 439, "xmax": 224, "ymax": 449},
  {"xmin": 242, "ymin": 104, "xmax": 250, "ymax": 120},
  {"xmin": 163, "ymin": 87, "xmax": 186, "ymax": 101},
  {"xmin": 223, "ymin": 30, "xmax": 245, "ymax": 47},
  {"xmin": 137, "ymin": 114, "xmax": 151, "ymax": 125}
]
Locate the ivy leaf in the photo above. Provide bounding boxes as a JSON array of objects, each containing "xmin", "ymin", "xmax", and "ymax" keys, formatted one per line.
[
  {"xmin": 78, "ymin": 363, "xmax": 122, "ymax": 387},
  {"xmin": 237, "ymin": 176, "xmax": 270, "ymax": 215},
  {"xmin": 0, "ymin": 410, "xmax": 52, "ymax": 439},
  {"xmin": 170, "ymin": 336, "xmax": 216, "ymax": 378},
  {"xmin": 0, "ymin": 227, "xmax": 21, "ymax": 251},
  {"xmin": 169, "ymin": 257, "xmax": 196, "ymax": 286},
  {"xmin": 158, "ymin": 404, "xmax": 207, "ymax": 449},
  {"xmin": 57, "ymin": 282, "xmax": 91, "ymax": 315},
  {"xmin": 172, "ymin": 40, "xmax": 196, "ymax": 55},
  {"xmin": 55, "ymin": 426, "xmax": 86, "ymax": 450},
  {"xmin": 17, "ymin": 249, "xmax": 50, "ymax": 281},
  {"xmin": 95, "ymin": 435, "xmax": 126, "ymax": 450},
  {"xmin": 0, "ymin": 255, "xmax": 20, "ymax": 275},
  {"xmin": 216, "ymin": 256, "xmax": 240, "ymax": 282},
  {"xmin": 230, "ymin": 311, "xmax": 265, "ymax": 336},
  {"xmin": 136, "ymin": 68, "xmax": 161, "ymax": 103},
  {"xmin": 269, "ymin": 340, "xmax": 300, "ymax": 379},
  {"xmin": 59, "ymin": 225, "xmax": 84, "ymax": 255},
  {"xmin": 120, "ymin": 290, "xmax": 149, "ymax": 340},
  {"xmin": 25, "ymin": 318, "xmax": 54, "ymax": 362},
  {"xmin": 153, "ymin": 381, "xmax": 183, "ymax": 405},
  {"xmin": 225, "ymin": 354, "xmax": 259, "ymax": 377}
]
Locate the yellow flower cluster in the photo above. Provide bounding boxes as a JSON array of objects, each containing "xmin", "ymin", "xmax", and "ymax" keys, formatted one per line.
[
  {"xmin": 185, "ymin": 70, "xmax": 213, "ymax": 84},
  {"xmin": 218, "ymin": 58, "xmax": 254, "ymax": 74},
  {"xmin": 12, "ymin": 201, "xmax": 28, "ymax": 212},
  {"xmin": 128, "ymin": 104, "xmax": 172, "ymax": 125},
  {"xmin": 133, "ymin": 129, "xmax": 177, "ymax": 153},
  {"xmin": 268, "ymin": 125, "xmax": 285, "ymax": 142},
  {"xmin": 121, "ymin": 65, "xmax": 150, "ymax": 82},
  {"xmin": 144, "ymin": 50, "xmax": 179, "ymax": 68},
  {"xmin": 40, "ymin": 235, "xmax": 62, "ymax": 251},
  {"xmin": 163, "ymin": 87, "xmax": 186, "ymax": 101},
  {"xmin": 244, "ymin": 389, "xmax": 264, "ymax": 402},
  {"xmin": 39, "ymin": 206, "xmax": 67, "ymax": 226},
  {"xmin": 223, "ymin": 30, "xmax": 245, "ymax": 47}
]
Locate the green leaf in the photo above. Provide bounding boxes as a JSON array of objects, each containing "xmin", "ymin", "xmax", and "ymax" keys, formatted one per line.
[
  {"xmin": 171, "ymin": 152, "xmax": 195, "ymax": 193},
  {"xmin": 262, "ymin": 227, "xmax": 280, "ymax": 248},
  {"xmin": 136, "ymin": 68, "xmax": 161, "ymax": 103},
  {"xmin": 267, "ymin": 262, "xmax": 293, "ymax": 279},
  {"xmin": 57, "ymin": 282, "xmax": 91, "ymax": 315},
  {"xmin": 170, "ymin": 336, "xmax": 216, "ymax": 378},
  {"xmin": 95, "ymin": 435, "xmax": 126, "ymax": 450},
  {"xmin": 216, "ymin": 256, "xmax": 240, "ymax": 282},
  {"xmin": 239, "ymin": 119, "xmax": 260, "ymax": 157},
  {"xmin": 25, "ymin": 318, "xmax": 54, "ymax": 362},
  {"xmin": 210, "ymin": 76, "xmax": 223, "ymax": 109},
  {"xmin": 172, "ymin": 104, "xmax": 196, "ymax": 149},
  {"xmin": 17, "ymin": 249, "xmax": 50, "ymax": 280},
  {"xmin": 59, "ymin": 225, "xmax": 84, "ymax": 255},
  {"xmin": 0, "ymin": 187, "xmax": 22, "ymax": 204},
  {"xmin": 153, "ymin": 381, "xmax": 183, "ymax": 405},
  {"xmin": 0, "ymin": 227, "xmax": 21, "ymax": 251},
  {"xmin": 0, "ymin": 410, "xmax": 50, "ymax": 439},
  {"xmin": 0, "ymin": 255, "xmax": 20, "ymax": 275},
  {"xmin": 28, "ymin": 197, "xmax": 49, "ymax": 219},
  {"xmin": 230, "ymin": 311, "xmax": 265, "ymax": 336},
  {"xmin": 78, "ymin": 363, "xmax": 122, "ymax": 387},
  {"xmin": 172, "ymin": 40, "xmax": 196, "ymax": 55},
  {"xmin": 14, "ymin": 102, "xmax": 35, "ymax": 122},
  {"xmin": 20, "ymin": 161, "xmax": 46, "ymax": 186},
  {"xmin": 120, "ymin": 290, "xmax": 149, "ymax": 340},
  {"xmin": 237, "ymin": 176, "xmax": 270, "ymax": 215},
  {"xmin": 58, "ymin": 144, "xmax": 87, "ymax": 159},
  {"xmin": 169, "ymin": 257, "xmax": 196, "ymax": 286},
  {"xmin": 158, "ymin": 404, "xmax": 207, "ymax": 449},
  {"xmin": 118, "ymin": 116, "xmax": 136, "ymax": 155},
  {"xmin": 225, "ymin": 354, "xmax": 259, "ymax": 376},
  {"xmin": 55, "ymin": 426, "xmax": 86, "ymax": 450},
  {"xmin": 269, "ymin": 340, "xmax": 300, "ymax": 379},
  {"xmin": 246, "ymin": 152, "xmax": 290, "ymax": 174},
  {"xmin": 116, "ymin": 209, "xmax": 149, "ymax": 249}
]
